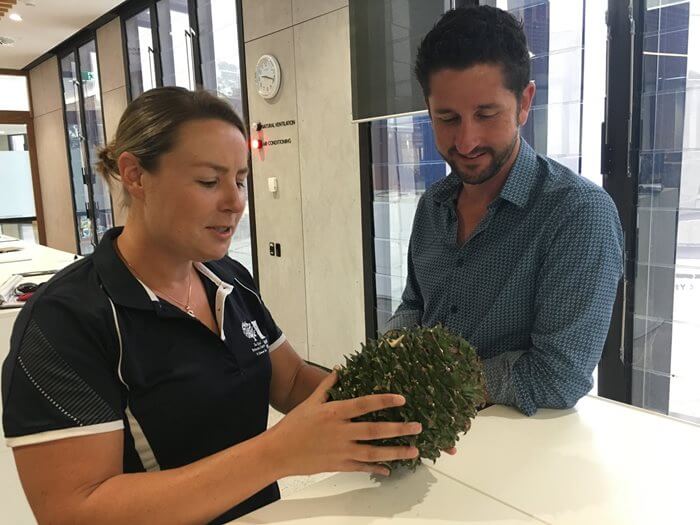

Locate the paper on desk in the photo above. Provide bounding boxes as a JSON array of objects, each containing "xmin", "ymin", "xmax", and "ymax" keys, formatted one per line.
[{"xmin": 0, "ymin": 275, "xmax": 23, "ymax": 307}]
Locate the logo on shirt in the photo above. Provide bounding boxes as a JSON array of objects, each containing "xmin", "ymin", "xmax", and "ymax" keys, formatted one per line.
[{"xmin": 241, "ymin": 321, "xmax": 268, "ymax": 356}]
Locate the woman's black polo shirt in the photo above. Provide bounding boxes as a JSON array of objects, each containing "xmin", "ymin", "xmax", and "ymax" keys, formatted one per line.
[{"xmin": 2, "ymin": 227, "xmax": 286, "ymax": 523}]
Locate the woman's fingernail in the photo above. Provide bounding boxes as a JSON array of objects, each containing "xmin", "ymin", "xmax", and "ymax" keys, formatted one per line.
[{"xmin": 413, "ymin": 423, "xmax": 422, "ymax": 433}]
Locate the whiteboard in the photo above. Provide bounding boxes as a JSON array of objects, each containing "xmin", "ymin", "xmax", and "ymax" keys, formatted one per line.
[{"xmin": 0, "ymin": 151, "xmax": 36, "ymax": 219}]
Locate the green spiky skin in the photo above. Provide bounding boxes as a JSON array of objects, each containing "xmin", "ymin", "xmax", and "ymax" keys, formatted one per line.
[{"xmin": 328, "ymin": 325, "xmax": 486, "ymax": 471}]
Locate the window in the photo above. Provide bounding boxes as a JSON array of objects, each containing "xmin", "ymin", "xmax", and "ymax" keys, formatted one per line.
[
  {"xmin": 121, "ymin": 0, "xmax": 255, "ymax": 276},
  {"xmin": 369, "ymin": 0, "xmax": 607, "ymax": 333},
  {"xmin": 0, "ymin": 75, "xmax": 30, "ymax": 111},
  {"xmin": 632, "ymin": 0, "xmax": 700, "ymax": 422},
  {"xmin": 124, "ymin": 8, "xmax": 156, "ymax": 99},
  {"xmin": 0, "ymin": 124, "xmax": 35, "ymax": 221},
  {"xmin": 158, "ymin": 0, "xmax": 196, "ymax": 90},
  {"xmin": 371, "ymin": 115, "xmax": 447, "ymax": 331},
  {"xmin": 60, "ymin": 40, "xmax": 114, "ymax": 255},
  {"xmin": 484, "ymin": 0, "xmax": 607, "ymax": 186},
  {"xmin": 196, "ymin": 0, "xmax": 252, "ymax": 273}
]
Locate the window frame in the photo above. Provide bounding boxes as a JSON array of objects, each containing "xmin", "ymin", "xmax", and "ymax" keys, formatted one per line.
[
  {"xmin": 118, "ymin": 0, "xmax": 258, "ymax": 283},
  {"xmin": 57, "ymin": 34, "xmax": 113, "ymax": 255},
  {"xmin": 358, "ymin": 0, "xmax": 647, "ymax": 405}
]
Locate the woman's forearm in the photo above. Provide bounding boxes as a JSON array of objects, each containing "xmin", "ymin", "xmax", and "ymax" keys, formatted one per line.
[
  {"xmin": 280, "ymin": 363, "xmax": 329, "ymax": 413},
  {"xmin": 68, "ymin": 430, "xmax": 283, "ymax": 525}
]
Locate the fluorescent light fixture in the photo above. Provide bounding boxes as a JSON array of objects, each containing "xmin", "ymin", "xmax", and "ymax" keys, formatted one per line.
[{"xmin": 9, "ymin": 13, "xmax": 23, "ymax": 22}]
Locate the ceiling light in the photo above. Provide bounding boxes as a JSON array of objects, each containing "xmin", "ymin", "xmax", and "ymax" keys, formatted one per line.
[{"xmin": 9, "ymin": 13, "xmax": 23, "ymax": 22}]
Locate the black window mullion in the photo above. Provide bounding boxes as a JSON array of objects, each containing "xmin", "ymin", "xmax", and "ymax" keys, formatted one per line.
[
  {"xmin": 74, "ymin": 46, "xmax": 100, "ymax": 249},
  {"xmin": 188, "ymin": 0, "xmax": 203, "ymax": 88},
  {"xmin": 59, "ymin": 52, "xmax": 84, "ymax": 254},
  {"xmin": 151, "ymin": 4, "xmax": 164, "ymax": 88},
  {"xmin": 598, "ymin": 0, "xmax": 645, "ymax": 403}
]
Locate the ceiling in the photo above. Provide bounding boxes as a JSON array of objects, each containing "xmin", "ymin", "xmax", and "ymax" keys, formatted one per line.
[
  {"xmin": 0, "ymin": 1, "xmax": 18, "ymax": 22},
  {"xmin": 0, "ymin": 0, "xmax": 124, "ymax": 70}
]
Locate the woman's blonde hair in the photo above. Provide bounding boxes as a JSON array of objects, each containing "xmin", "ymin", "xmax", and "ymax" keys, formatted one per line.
[{"xmin": 96, "ymin": 87, "xmax": 248, "ymax": 206}]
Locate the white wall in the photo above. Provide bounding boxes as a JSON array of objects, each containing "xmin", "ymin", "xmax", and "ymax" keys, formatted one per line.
[{"xmin": 243, "ymin": 0, "xmax": 365, "ymax": 365}]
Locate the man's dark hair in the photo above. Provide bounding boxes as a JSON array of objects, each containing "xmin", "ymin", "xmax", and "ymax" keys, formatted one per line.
[{"xmin": 415, "ymin": 6, "xmax": 531, "ymax": 100}]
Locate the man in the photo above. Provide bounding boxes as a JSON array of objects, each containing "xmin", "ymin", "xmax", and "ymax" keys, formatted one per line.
[{"xmin": 385, "ymin": 6, "xmax": 623, "ymax": 416}]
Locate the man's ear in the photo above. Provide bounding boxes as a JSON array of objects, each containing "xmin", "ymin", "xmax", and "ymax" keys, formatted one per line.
[
  {"xmin": 118, "ymin": 152, "xmax": 146, "ymax": 202},
  {"xmin": 517, "ymin": 81, "xmax": 536, "ymax": 127}
]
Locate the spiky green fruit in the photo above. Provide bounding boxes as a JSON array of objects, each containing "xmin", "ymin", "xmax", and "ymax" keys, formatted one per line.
[{"xmin": 328, "ymin": 325, "xmax": 486, "ymax": 470}]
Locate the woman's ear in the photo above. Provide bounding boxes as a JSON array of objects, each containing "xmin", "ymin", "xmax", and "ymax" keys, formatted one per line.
[{"xmin": 118, "ymin": 152, "xmax": 146, "ymax": 202}]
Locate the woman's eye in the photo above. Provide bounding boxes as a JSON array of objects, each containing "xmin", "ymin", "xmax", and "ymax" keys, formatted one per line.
[
  {"xmin": 236, "ymin": 181, "xmax": 247, "ymax": 190},
  {"xmin": 198, "ymin": 180, "xmax": 217, "ymax": 188}
]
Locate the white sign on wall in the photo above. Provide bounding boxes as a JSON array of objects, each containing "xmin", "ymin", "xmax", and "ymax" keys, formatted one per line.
[{"xmin": 0, "ymin": 151, "xmax": 36, "ymax": 219}]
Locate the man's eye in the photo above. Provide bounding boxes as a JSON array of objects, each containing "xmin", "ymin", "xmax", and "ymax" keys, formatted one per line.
[
  {"xmin": 477, "ymin": 113, "xmax": 497, "ymax": 120},
  {"xmin": 198, "ymin": 180, "xmax": 217, "ymax": 188},
  {"xmin": 236, "ymin": 181, "xmax": 247, "ymax": 190},
  {"xmin": 440, "ymin": 115, "xmax": 459, "ymax": 123}
]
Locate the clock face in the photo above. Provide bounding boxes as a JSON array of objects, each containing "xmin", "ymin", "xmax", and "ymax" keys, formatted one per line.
[{"xmin": 255, "ymin": 54, "xmax": 281, "ymax": 100}]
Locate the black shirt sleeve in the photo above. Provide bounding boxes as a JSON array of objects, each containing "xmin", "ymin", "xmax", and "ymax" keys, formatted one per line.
[{"xmin": 2, "ymin": 282, "xmax": 124, "ymax": 447}]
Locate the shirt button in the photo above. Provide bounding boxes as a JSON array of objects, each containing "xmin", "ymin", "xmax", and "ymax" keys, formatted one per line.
[{"xmin": 450, "ymin": 305, "xmax": 458, "ymax": 314}]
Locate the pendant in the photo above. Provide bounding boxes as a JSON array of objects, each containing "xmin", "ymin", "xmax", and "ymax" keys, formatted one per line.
[{"xmin": 185, "ymin": 307, "xmax": 196, "ymax": 318}]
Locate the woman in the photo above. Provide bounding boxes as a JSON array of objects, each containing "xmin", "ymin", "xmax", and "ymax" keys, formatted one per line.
[{"xmin": 1, "ymin": 87, "xmax": 421, "ymax": 524}]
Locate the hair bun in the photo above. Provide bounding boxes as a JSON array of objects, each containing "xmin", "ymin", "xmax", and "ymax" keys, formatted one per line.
[{"xmin": 96, "ymin": 144, "xmax": 119, "ymax": 181}]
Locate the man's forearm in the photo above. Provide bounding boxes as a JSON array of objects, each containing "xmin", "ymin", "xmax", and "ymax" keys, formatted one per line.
[
  {"xmin": 481, "ymin": 351, "xmax": 525, "ymax": 408},
  {"xmin": 482, "ymin": 348, "xmax": 596, "ymax": 416}
]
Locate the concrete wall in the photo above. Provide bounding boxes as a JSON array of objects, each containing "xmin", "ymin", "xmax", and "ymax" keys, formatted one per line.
[{"xmin": 243, "ymin": 0, "xmax": 364, "ymax": 366}]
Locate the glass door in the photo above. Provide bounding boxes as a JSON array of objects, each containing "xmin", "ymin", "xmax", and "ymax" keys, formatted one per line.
[
  {"xmin": 124, "ymin": 7, "xmax": 157, "ymax": 99},
  {"xmin": 196, "ymin": 0, "xmax": 253, "ymax": 274},
  {"xmin": 120, "ymin": 0, "xmax": 257, "ymax": 277},
  {"xmin": 60, "ymin": 42, "xmax": 113, "ymax": 255},
  {"xmin": 158, "ymin": 0, "xmax": 196, "ymax": 90},
  {"xmin": 631, "ymin": 0, "xmax": 700, "ymax": 422},
  {"xmin": 61, "ymin": 52, "xmax": 94, "ymax": 254},
  {"xmin": 79, "ymin": 40, "xmax": 113, "ymax": 243}
]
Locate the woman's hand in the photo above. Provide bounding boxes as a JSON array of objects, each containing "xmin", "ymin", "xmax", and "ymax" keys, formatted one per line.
[{"xmin": 267, "ymin": 371, "xmax": 422, "ymax": 477}]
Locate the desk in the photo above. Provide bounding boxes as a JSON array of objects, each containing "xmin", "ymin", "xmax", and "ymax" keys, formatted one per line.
[
  {"xmin": 240, "ymin": 396, "xmax": 700, "ymax": 525},
  {"xmin": 0, "ymin": 238, "xmax": 77, "ymax": 330},
  {"xmin": 238, "ymin": 467, "xmax": 541, "ymax": 524}
]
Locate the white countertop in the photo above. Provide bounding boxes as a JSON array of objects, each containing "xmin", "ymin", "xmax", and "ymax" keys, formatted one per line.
[
  {"xmin": 0, "ymin": 238, "xmax": 77, "ymax": 323},
  {"xmin": 238, "ymin": 396, "xmax": 700, "ymax": 525},
  {"xmin": 238, "ymin": 467, "xmax": 541, "ymax": 525}
]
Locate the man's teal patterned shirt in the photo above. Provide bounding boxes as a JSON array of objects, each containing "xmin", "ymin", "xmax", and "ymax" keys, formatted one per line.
[{"xmin": 386, "ymin": 139, "xmax": 624, "ymax": 416}]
